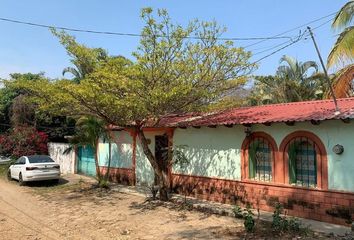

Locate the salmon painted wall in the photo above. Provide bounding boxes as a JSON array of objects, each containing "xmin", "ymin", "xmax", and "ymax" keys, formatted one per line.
[
  {"xmin": 173, "ymin": 120, "xmax": 354, "ymax": 193},
  {"xmin": 98, "ymin": 131, "xmax": 133, "ymax": 168}
]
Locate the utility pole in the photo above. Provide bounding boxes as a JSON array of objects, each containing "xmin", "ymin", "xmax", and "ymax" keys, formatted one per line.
[{"xmin": 307, "ymin": 26, "xmax": 340, "ymax": 115}]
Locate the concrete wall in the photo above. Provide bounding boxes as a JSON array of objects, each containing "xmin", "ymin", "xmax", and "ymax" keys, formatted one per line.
[
  {"xmin": 48, "ymin": 142, "xmax": 76, "ymax": 174},
  {"xmin": 98, "ymin": 131, "xmax": 133, "ymax": 168},
  {"xmin": 173, "ymin": 120, "xmax": 354, "ymax": 193},
  {"xmin": 173, "ymin": 126, "xmax": 243, "ymax": 180}
]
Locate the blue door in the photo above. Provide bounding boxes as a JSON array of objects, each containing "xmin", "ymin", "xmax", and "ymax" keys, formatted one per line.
[{"xmin": 77, "ymin": 146, "xmax": 96, "ymax": 176}]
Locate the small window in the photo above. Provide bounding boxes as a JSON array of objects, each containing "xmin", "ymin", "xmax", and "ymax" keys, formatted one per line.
[
  {"xmin": 288, "ymin": 138, "xmax": 317, "ymax": 188},
  {"xmin": 249, "ymin": 137, "xmax": 273, "ymax": 182}
]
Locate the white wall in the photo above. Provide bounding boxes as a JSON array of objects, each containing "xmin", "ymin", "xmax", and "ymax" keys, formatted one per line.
[{"xmin": 48, "ymin": 142, "xmax": 76, "ymax": 174}]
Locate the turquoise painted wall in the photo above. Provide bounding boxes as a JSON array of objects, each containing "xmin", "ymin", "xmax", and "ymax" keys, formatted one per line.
[
  {"xmin": 173, "ymin": 120, "xmax": 354, "ymax": 192},
  {"xmin": 98, "ymin": 131, "xmax": 133, "ymax": 168}
]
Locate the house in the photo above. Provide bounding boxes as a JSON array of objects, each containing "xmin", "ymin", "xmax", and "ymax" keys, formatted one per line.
[{"xmin": 80, "ymin": 97, "xmax": 354, "ymax": 225}]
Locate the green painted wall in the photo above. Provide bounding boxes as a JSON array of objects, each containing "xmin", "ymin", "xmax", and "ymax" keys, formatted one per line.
[
  {"xmin": 173, "ymin": 120, "xmax": 354, "ymax": 192},
  {"xmin": 98, "ymin": 131, "xmax": 133, "ymax": 168},
  {"xmin": 173, "ymin": 127, "xmax": 243, "ymax": 180}
]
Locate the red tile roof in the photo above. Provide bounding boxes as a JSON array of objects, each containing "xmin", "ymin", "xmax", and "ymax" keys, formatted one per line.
[{"xmin": 160, "ymin": 97, "xmax": 354, "ymax": 127}]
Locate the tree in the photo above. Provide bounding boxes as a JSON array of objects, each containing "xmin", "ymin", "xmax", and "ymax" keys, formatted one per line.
[
  {"xmin": 0, "ymin": 73, "xmax": 76, "ymax": 141},
  {"xmin": 8, "ymin": 8, "xmax": 254, "ymax": 200},
  {"xmin": 326, "ymin": 1, "xmax": 354, "ymax": 98},
  {"xmin": 249, "ymin": 55, "xmax": 325, "ymax": 104},
  {"xmin": 65, "ymin": 116, "xmax": 110, "ymax": 185},
  {"xmin": 325, "ymin": 64, "xmax": 354, "ymax": 98},
  {"xmin": 51, "ymin": 29, "xmax": 108, "ymax": 83},
  {"xmin": 327, "ymin": 0, "xmax": 354, "ymax": 67}
]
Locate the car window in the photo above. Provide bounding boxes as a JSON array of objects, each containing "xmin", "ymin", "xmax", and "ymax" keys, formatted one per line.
[
  {"xmin": 27, "ymin": 155, "xmax": 55, "ymax": 164},
  {"xmin": 20, "ymin": 157, "xmax": 26, "ymax": 164},
  {"xmin": 15, "ymin": 157, "xmax": 25, "ymax": 165}
]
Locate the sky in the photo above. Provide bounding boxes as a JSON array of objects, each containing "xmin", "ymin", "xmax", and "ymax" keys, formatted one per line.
[{"xmin": 0, "ymin": 0, "xmax": 348, "ymax": 79}]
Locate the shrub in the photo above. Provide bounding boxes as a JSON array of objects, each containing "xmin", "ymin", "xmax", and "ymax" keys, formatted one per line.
[
  {"xmin": 272, "ymin": 202, "xmax": 301, "ymax": 233},
  {"xmin": 233, "ymin": 205, "xmax": 243, "ymax": 219},
  {"xmin": 0, "ymin": 126, "xmax": 48, "ymax": 158},
  {"xmin": 243, "ymin": 205, "xmax": 255, "ymax": 232}
]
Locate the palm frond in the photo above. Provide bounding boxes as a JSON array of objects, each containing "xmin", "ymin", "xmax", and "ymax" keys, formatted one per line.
[
  {"xmin": 301, "ymin": 61, "xmax": 318, "ymax": 74},
  {"xmin": 327, "ymin": 26, "xmax": 354, "ymax": 67},
  {"xmin": 332, "ymin": 1, "xmax": 354, "ymax": 30},
  {"xmin": 325, "ymin": 64, "xmax": 354, "ymax": 98}
]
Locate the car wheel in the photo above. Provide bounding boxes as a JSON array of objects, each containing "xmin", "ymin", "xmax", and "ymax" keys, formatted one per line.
[
  {"xmin": 19, "ymin": 173, "xmax": 25, "ymax": 186},
  {"xmin": 7, "ymin": 170, "xmax": 12, "ymax": 181}
]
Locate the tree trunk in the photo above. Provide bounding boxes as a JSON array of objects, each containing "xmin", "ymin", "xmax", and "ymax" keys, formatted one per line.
[
  {"xmin": 105, "ymin": 140, "xmax": 112, "ymax": 181},
  {"xmin": 136, "ymin": 127, "xmax": 170, "ymax": 201},
  {"xmin": 94, "ymin": 144, "xmax": 101, "ymax": 181}
]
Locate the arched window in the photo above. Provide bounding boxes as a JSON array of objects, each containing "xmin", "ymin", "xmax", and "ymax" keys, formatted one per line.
[
  {"xmin": 242, "ymin": 132, "xmax": 277, "ymax": 182},
  {"xmin": 280, "ymin": 131, "xmax": 328, "ymax": 189},
  {"xmin": 288, "ymin": 137, "xmax": 317, "ymax": 188}
]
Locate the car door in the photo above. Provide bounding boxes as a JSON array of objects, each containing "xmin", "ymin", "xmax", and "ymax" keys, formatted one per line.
[{"xmin": 11, "ymin": 157, "xmax": 25, "ymax": 179}]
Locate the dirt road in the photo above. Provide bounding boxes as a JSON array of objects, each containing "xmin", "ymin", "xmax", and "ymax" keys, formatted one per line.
[{"xmin": 0, "ymin": 177, "xmax": 241, "ymax": 240}]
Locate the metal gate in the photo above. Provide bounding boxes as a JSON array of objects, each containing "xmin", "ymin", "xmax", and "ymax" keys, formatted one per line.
[{"xmin": 77, "ymin": 146, "xmax": 96, "ymax": 176}]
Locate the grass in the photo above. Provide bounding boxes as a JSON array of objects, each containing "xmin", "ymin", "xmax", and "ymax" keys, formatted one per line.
[{"xmin": 0, "ymin": 160, "xmax": 13, "ymax": 179}]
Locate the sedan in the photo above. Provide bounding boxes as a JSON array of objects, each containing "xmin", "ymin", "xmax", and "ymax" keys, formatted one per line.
[{"xmin": 8, "ymin": 155, "xmax": 60, "ymax": 185}]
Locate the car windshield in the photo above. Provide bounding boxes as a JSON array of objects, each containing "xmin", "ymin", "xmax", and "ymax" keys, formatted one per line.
[{"xmin": 28, "ymin": 155, "xmax": 55, "ymax": 163}]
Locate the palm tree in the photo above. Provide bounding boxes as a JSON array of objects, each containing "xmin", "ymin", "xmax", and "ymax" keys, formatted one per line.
[
  {"xmin": 327, "ymin": 1, "xmax": 354, "ymax": 67},
  {"xmin": 51, "ymin": 29, "xmax": 108, "ymax": 83},
  {"xmin": 250, "ymin": 55, "xmax": 324, "ymax": 105},
  {"xmin": 65, "ymin": 116, "xmax": 111, "ymax": 185},
  {"xmin": 276, "ymin": 55, "xmax": 322, "ymax": 102},
  {"xmin": 325, "ymin": 64, "xmax": 354, "ymax": 98}
]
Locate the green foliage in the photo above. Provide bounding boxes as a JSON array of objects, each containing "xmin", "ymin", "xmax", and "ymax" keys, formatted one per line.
[
  {"xmin": 172, "ymin": 145, "xmax": 189, "ymax": 170},
  {"xmin": 98, "ymin": 178, "xmax": 110, "ymax": 189},
  {"xmin": 328, "ymin": 1, "xmax": 354, "ymax": 67},
  {"xmin": 243, "ymin": 205, "xmax": 255, "ymax": 232},
  {"xmin": 232, "ymin": 205, "xmax": 243, "ymax": 219},
  {"xmin": 51, "ymin": 29, "xmax": 108, "ymax": 83},
  {"xmin": 272, "ymin": 202, "xmax": 301, "ymax": 233},
  {"xmin": 249, "ymin": 55, "xmax": 326, "ymax": 105}
]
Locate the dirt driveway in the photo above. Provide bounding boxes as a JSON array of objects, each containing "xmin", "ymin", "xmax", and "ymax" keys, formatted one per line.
[
  {"xmin": 0, "ymin": 175, "xmax": 346, "ymax": 240},
  {"xmin": 0, "ymin": 175, "xmax": 246, "ymax": 240}
]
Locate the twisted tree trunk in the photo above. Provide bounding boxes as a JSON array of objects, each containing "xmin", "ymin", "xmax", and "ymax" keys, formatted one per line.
[{"xmin": 136, "ymin": 127, "xmax": 170, "ymax": 201}]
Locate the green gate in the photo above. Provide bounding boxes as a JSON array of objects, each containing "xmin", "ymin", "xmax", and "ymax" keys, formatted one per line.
[{"xmin": 77, "ymin": 146, "xmax": 96, "ymax": 176}]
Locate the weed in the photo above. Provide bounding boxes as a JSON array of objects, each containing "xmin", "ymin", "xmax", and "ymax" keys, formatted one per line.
[
  {"xmin": 243, "ymin": 205, "xmax": 255, "ymax": 232},
  {"xmin": 233, "ymin": 205, "xmax": 243, "ymax": 219}
]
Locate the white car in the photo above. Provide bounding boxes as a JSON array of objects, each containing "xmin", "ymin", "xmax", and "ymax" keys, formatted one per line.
[{"xmin": 7, "ymin": 155, "xmax": 60, "ymax": 185}]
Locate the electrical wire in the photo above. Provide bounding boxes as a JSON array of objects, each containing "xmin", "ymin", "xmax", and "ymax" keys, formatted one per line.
[
  {"xmin": 0, "ymin": 11, "xmax": 337, "ymax": 44},
  {"xmin": 0, "ymin": 16, "xmax": 293, "ymax": 41},
  {"xmin": 242, "ymin": 12, "xmax": 337, "ymax": 49}
]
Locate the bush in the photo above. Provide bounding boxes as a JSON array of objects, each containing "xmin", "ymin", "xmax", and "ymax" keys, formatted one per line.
[
  {"xmin": 233, "ymin": 205, "xmax": 243, "ymax": 219},
  {"xmin": 272, "ymin": 202, "xmax": 301, "ymax": 233},
  {"xmin": 0, "ymin": 126, "xmax": 48, "ymax": 158},
  {"xmin": 233, "ymin": 204, "xmax": 255, "ymax": 232},
  {"xmin": 243, "ymin": 205, "xmax": 255, "ymax": 232}
]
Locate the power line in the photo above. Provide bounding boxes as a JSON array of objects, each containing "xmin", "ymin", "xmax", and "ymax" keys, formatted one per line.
[
  {"xmin": 242, "ymin": 12, "xmax": 337, "ymax": 49},
  {"xmin": 0, "ymin": 16, "xmax": 293, "ymax": 41},
  {"xmin": 0, "ymin": 11, "xmax": 337, "ymax": 43},
  {"xmin": 250, "ymin": 14, "xmax": 335, "ymax": 57}
]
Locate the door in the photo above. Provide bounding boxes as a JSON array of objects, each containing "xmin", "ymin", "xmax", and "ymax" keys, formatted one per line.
[
  {"xmin": 77, "ymin": 146, "xmax": 96, "ymax": 176},
  {"xmin": 11, "ymin": 157, "xmax": 25, "ymax": 179},
  {"xmin": 154, "ymin": 135, "xmax": 169, "ymax": 183}
]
